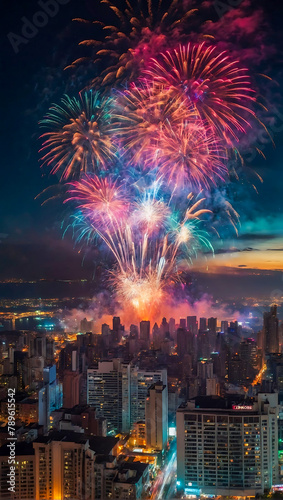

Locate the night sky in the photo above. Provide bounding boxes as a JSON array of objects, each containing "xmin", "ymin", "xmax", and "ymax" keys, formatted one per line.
[{"xmin": 1, "ymin": 0, "xmax": 283, "ymax": 300}]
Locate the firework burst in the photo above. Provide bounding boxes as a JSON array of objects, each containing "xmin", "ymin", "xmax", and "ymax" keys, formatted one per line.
[
  {"xmin": 40, "ymin": 91, "xmax": 115, "ymax": 180},
  {"xmin": 147, "ymin": 119, "xmax": 228, "ymax": 189},
  {"xmin": 147, "ymin": 42, "xmax": 257, "ymax": 142},
  {"xmin": 66, "ymin": 177, "xmax": 212, "ymax": 317},
  {"xmin": 111, "ymin": 81, "xmax": 191, "ymax": 164},
  {"xmin": 65, "ymin": 175, "xmax": 130, "ymax": 230},
  {"xmin": 66, "ymin": 0, "xmax": 199, "ymax": 89}
]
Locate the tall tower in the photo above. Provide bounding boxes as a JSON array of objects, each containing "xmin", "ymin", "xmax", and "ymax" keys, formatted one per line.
[
  {"xmin": 140, "ymin": 320, "xmax": 150, "ymax": 349},
  {"xmin": 187, "ymin": 316, "xmax": 198, "ymax": 335},
  {"xmin": 145, "ymin": 381, "xmax": 168, "ymax": 452},
  {"xmin": 264, "ymin": 305, "xmax": 279, "ymax": 354}
]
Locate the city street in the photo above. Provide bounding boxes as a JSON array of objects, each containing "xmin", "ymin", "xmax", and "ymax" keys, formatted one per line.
[{"xmin": 149, "ymin": 440, "xmax": 177, "ymax": 499}]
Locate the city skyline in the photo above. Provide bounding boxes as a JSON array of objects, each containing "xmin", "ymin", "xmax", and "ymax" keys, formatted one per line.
[{"xmin": 1, "ymin": 1, "xmax": 283, "ymax": 499}]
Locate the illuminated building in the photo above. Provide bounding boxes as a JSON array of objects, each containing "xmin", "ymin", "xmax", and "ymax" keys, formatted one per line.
[
  {"xmin": 177, "ymin": 393, "xmax": 279, "ymax": 496},
  {"xmin": 38, "ymin": 365, "xmax": 63, "ymax": 432},
  {"xmin": 0, "ymin": 442, "xmax": 35, "ymax": 500},
  {"xmin": 87, "ymin": 361, "xmax": 167, "ymax": 434},
  {"xmin": 33, "ymin": 431, "xmax": 88, "ymax": 500},
  {"xmin": 130, "ymin": 367, "xmax": 167, "ymax": 428},
  {"xmin": 145, "ymin": 381, "xmax": 168, "ymax": 452},
  {"xmin": 263, "ymin": 305, "xmax": 279, "ymax": 355},
  {"xmin": 25, "ymin": 356, "xmax": 44, "ymax": 390},
  {"xmin": 87, "ymin": 360, "xmax": 129, "ymax": 433},
  {"xmin": 18, "ymin": 397, "xmax": 38, "ymax": 425},
  {"xmin": 197, "ymin": 360, "xmax": 213, "ymax": 379},
  {"xmin": 112, "ymin": 462, "xmax": 149, "ymax": 500},
  {"xmin": 132, "ymin": 421, "xmax": 146, "ymax": 446}
]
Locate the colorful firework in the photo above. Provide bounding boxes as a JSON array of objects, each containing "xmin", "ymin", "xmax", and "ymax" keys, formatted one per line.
[
  {"xmin": 40, "ymin": 91, "xmax": 115, "ymax": 180},
  {"xmin": 38, "ymin": 0, "xmax": 267, "ymax": 320},
  {"xmin": 66, "ymin": 177, "xmax": 212, "ymax": 317},
  {"xmin": 146, "ymin": 120, "xmax": 228, "ymax": 189},
  {"xmin": 147, "ymin": 42, "xmax": 257, "ymax": 142},
  {"xmin": 65, "ymin": 175, "xmax": 130, "ymax": 229},
  {"xmin": 111, "ymin": 81, "xmax": 192, "ymax": 164},
  {"xmin": 66, "ymin": 0, "xmax": 199, "ymax": 89}
]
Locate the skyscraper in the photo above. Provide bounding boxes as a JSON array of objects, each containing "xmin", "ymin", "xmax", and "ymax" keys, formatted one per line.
[
  {"xmin": 87, "ymin": 361, "xmax": 167, "ymax": 433},
  {"xmin": 145, "ymin": 381, "xmax": 168, "ymax": 452},
  {"xmin": 263, "ymin": 305, "xmax": 279, "ymax": 354},
  {"xmin": 187, "ymin": 316, "xmax": 198, "ymax": 335},
  {"xmin": 221, "ymin": 321, "xmax": 229, "ymax": 334},
  {"xmin": 130, "ymin": 367, "xmax": 167, "ymax": 427},
  {"xmin": 179, "ymin": 318, "xmax": 187, "ymax": 330},
  {"xmin": 87, "ymin": 360, "xmax": 126, "ymax": 433},
  {"xmin": 199, "ymin": 318, "xmax": 207, "ymax": 331},
  {"xmin": 38, "ymin": 365, "xmax": 63, "ymax": 432},
  {"xmin": 208, "ymin": 317, "xmax": 217, "ymax": 333},
  {"xmin": 140, "ymin": 321, "xmax": 150, "ymax": 349}
]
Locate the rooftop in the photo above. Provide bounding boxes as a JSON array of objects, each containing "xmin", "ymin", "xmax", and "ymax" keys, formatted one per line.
[{"xmin": 0, "ymin": 442, "xmax": 34, "ymax": 457}]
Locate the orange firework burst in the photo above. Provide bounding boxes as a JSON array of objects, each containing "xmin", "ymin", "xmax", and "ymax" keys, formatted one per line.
[
  {"xmin": 147, "ymin": 42, "xmax": 257, "ymax": 142},
  {"xmin": 40, "ymin": 92, "xmax": 115, "ymax": 180}
]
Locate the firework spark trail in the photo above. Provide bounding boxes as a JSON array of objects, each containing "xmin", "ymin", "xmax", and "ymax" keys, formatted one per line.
[
  {"xmin": 40, "ymin": 92, "xmax": 115, "ymax": 180},
  {"xmin": 66, "ymin": 177, "xmax": 212, "ymax": 316}
]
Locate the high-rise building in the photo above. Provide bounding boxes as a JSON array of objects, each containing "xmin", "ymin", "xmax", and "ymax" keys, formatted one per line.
[
  {"xmin": 197, "ymin": 330, "xmax": 211, "ymax": 359},
  {"xmin": 34, "ymin": 335, "xmax": 46, "ymax": 358},
  {"xmin": 38, "ymin": 365, "xmax": 63, "ymax": 432},
  {"xmin": 87, "ymin": 360, "xmax": 126, "ymax": 433},
  {"xmin": 177, "ymin": 328, "xmax": 193, "ymax": 359},
  {"xmin": 179, "ymin": 318, "xmax": 187, "ymax": 330},
  {"xmin": 197, "ymin": 360, "xmax": 213, "ymax": 379},
  {"xmin": 33, "ymin": 431, "xmax": 89, "ymax": 500},
  {"xmin": 80, "ymin": 317, "xmax": 93, "ymax": 334},
  {"xmin": 239, "ymin": 338, "xmax": 258, "ymax": 380},
  {"xmin": 221, "ymin": 321, "xmax": 229, "ymax": 334},
  {"xmin": 130, "ymin": 367, "xmax": 167, "ymax": 427},
  {"xmin": 145, "ymin": 381, "xmax": 168, "ymax": 452},
  {"xmin": 160, "ymin": 317, "xmax": 169, "ymax": 339},
  {"xmin": 0, "ymin": 442, "xmax": 35, "ymax": 500},
  {"xmin": 199, "ymin": 318, "xmax": 207, "ymax": 331},
  {"xmin": 208, "ymin": 317, "xmax": 217, "ymax": 332},
  {"xmin": 87, "ymin": 361, "xmax": 167, "ymax": 434},
  {"xmin": 140, "ymin": 321, "xmax": 150, "ymax": 349},
  {"xmin": 169, "ymin": 318, "xmax": 176, "ymax": 336},
  {"xmin": 263, "ymin": 305, "xmax": 279, "ymax": 354},
  {"xmin": 63, "ymin": 371, "xmax": 82, "ymax": 408},
  {"xmin": 177, "ymin": 393, "xmax": 279, "ymax": 496},
  {"xmin": 187, "ymin": 316, "xmax": 198, "ymax": 335}
]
